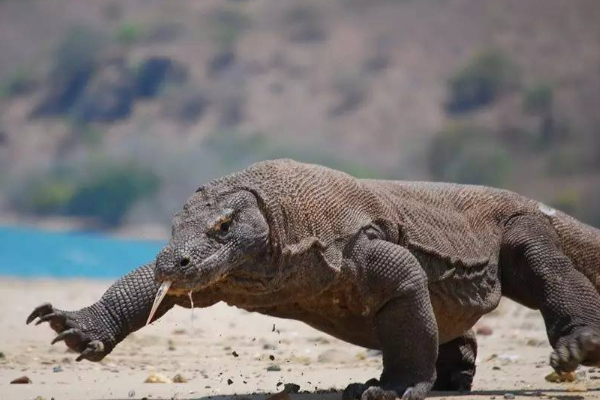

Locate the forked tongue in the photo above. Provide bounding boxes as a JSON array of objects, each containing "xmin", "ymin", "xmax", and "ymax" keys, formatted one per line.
[{"xmin": 146, "ymin": 281, "xmax": 172, "ymax": 325}]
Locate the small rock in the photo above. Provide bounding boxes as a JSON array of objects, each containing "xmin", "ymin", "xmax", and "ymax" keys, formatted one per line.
[
  {"xmin": 173, "ymin": 374, "xmax": 188, "ymax": 383},
  {"xmin": 503, "ymin": 393, "xmax": 515, "ymax": 400},
  {"xmin": 545, "ymin": 371, "xmax": 577, "ymax": 383},
  {"xmin": 269, "ymin": 355, "xmax": 275, "ymax": 361},
  {"xmin": 227, "ymin": 378, "xmax": 234, "ymax": 385},
  {"xmin": 476, "ymin": 325, "xmax": 493, "ymax": 336},
  {"xmin": 267, "ymin": 365, "xmax": 282, "ymax": 372},
  {"xmin": 496, "ymin": 354, "xmax": 519, "ymax": 363},
  {"xmin": 53, "ymin": 365, "xmax": 63, "ymax": 373},
  {"xmin": 492, "ymin": 366, "xmax": 501, "ymax": 370},
  {"xmin": 168, "ymin": 340, "xmax": 176, "ymax": 351},
  {"xmin": 575, "ymin": 370, "xmax": 587, "ymax": 381},
  {"xmin": 10, "ymin": 375, "xmax": 32, "ymax": 384},
  {"xmin": 283, "ymin": 383, "xmax": 300, "ymax": 393},
  {"xmin": 232, "ymin": 351, "xmax": 239, "ymax": 357},
  {"xmin": 128, "ymin": 390, "xmax": 136, "ymax": 398},
  {"xmin": 144, "ymin": 372, "xmax": 172, "ymax": 383},
  {"xmin": 525, "ymin": 338, "xmax": 545, "ymax": 347},
  {"xmin": 567, "ymin": 383, "xmax": 588, "ymax": 392},
  {"xmin": 266, "ymin": 391, "xmax": 291, "ymax": 400},
  {"xmin": 0, "ymin": 352, "xmax": 5, "ymax": 360}
]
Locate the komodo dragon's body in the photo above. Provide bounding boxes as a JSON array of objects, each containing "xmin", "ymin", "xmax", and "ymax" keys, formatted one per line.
[{"xmin": 28, "ymin": 159, "xmax": 600, "ymax": 400}]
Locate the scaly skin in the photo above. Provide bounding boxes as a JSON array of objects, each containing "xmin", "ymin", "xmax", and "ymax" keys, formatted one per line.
[{"xmin": 28, "ymin": 159, "xmax": 600, "ymax": 400}]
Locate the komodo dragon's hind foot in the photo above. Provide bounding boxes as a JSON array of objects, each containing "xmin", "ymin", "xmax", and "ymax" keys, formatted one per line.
[
  {"xmin": 432, "ymin": 330, "xmax": 477, "ymax": 392},
  {"xmin": 551, "ymin": 328, "xmax": 600, "ymax": 372}
]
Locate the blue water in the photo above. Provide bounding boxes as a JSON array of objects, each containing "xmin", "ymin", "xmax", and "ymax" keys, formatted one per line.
[{"xmin": 0, "ymin": 225, "xmax": 165, "ymax": 278}]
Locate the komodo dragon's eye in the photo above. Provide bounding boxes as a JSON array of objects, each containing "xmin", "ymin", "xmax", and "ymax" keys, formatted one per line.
[
  {"xmin": 218, "ymin": 220, "xmax": 231, "ymax": 232},
  {"xmin": 209, "ymin": 210, "xmax": 234, "ymax": 235}
]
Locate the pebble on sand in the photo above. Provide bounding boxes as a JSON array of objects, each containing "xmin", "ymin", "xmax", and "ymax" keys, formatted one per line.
[
  {"xmin": 144, "ymin": 372, "xmax": 172, "ymax": 383},
  {"xmin": 267, "ymin": 365, "xmax": 282, "ymax": 371},
  {"xmin": 173, "ymin": 373, "xmax": 188, "ymax": 383},
  {"xmin": 476, "ymin": 325, "xmax": 493, "ymax": 336},
  {"xmin": 566, "ymin": 383, "xmax": 588, "ymax": 392},
  {"xmin": 283, "ymin": 383, "xmax": 301, "ymax": 393},
  {"xmin": 10, "ymin": 375, "xmax": 32, "ymax": 384},
  {"xmin": 545, "ymin": 371, "xmax": 577, "ymax": 383}
]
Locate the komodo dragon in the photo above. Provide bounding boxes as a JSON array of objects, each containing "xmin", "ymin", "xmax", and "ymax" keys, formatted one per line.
[{"xmin": 27, "ymin": 159, "xmax": 600, "ymax": 400}]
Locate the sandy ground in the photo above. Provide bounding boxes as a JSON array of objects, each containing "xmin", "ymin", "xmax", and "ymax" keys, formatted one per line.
[{"xmin": 1, "ymin": 279, "xmax": 599, "ymax": 400}]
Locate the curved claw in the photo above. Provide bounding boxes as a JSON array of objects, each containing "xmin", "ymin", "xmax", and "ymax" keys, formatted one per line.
[
  {"xmin": 51, "ymin": 328, "xmax": 80, "ymax": 345},
  {"xmin": 35, "ymin": 313, "xmax": 66, "ymax": 326},
  {"xmin": 26, "ymin": 303, "xmax": 53, "ymax": 324},
  {"xmin": 76, "ymin": 340, "xmax": 105, "ymax": 362}
]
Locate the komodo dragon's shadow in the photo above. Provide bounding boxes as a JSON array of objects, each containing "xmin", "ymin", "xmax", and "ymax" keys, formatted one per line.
[{"xmin": 114, "ymin": 388, "xmax": 598, "ymax": 400}]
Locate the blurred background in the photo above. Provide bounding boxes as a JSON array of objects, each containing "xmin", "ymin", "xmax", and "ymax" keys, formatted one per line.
[{"xmin": 0, "ymin": 0, "xmax": 599, "ymax": 276}]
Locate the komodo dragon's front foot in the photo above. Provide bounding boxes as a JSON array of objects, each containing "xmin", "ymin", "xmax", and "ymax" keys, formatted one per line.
[
  {"xmin": 26, "ymin": 263, "xmax": 178, "ymax": 362},
  {"xmin": 342, "ymin": 380, "xmax": 432, "ymax": 400},
  {"xmin": 26, "ymin": 302, "xmax": 113, "ymax": 361}
]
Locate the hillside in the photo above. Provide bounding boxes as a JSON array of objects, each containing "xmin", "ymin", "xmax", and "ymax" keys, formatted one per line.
[{"xmin": 0, "ymin": 0, "xmax": 599, "ymax": 231}]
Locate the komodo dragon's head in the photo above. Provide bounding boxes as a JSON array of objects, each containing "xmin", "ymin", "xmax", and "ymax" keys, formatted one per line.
[{"xmin": 149, "ymin": 185, "xmax": 272, "ymax": 319}]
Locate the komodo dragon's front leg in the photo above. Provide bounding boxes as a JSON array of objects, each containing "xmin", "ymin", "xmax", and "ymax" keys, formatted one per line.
[
  {"xmin": 344, "ymin": 239, "xmax": 438, "ymax": 400},
  {"xmin": 26, "ymin": 262, "xmax": 181, "ymax": 361}
]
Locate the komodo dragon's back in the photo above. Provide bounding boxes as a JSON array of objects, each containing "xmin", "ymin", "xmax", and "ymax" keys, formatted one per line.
[
  {"xmin": 233, "ymin": 159, "xmax": 600, "ymax": 278},
  {"xmin": 359, "ymin": 179, "xmax": 535, "ymax": 269},
  {"xmin": 364, "ymin": 178, "xmax": 600, "ymax": 289}
]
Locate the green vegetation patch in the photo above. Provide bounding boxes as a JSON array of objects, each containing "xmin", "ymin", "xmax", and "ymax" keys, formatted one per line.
[
  {"xmin": 14, "ymin": 161, "xmax": 160, "ymax": 227},
  {"xmin": 446, "ymin": 48, "xmax": 519, "ymax": 113},
  {"xmin": 429, "ymin": 123, "xmax": 512, "ymax": 186}
]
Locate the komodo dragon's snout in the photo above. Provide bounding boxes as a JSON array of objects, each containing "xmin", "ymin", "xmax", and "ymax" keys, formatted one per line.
[{"xmin": 154, "ymin": 188, "xmax": 271, "ymax": 294}]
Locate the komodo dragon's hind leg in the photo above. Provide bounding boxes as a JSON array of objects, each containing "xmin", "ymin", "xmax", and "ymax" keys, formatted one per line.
[
  {"xmin": 433, "ymin": 330, "xmax": 477, "ymax": 392},
  {"xmin": 501, "ymin": 215, "xmax": 600, "ymax": 372}
]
